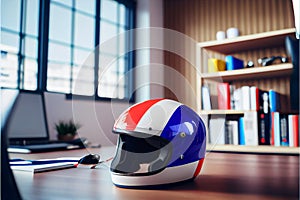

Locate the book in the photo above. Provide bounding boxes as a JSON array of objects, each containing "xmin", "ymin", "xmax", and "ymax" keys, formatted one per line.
[
  {"xmin": 209, "ymin": 116, "xmax": 225, "ymax": 145},
  {"xmin": 225, "ymin": 55, "xmax": 244, "ymax": 70},
  {"xmin": 225, "ymin": 121, "xmax": 233, "ymax": 144},
  {"xmin": 292, "ymin": 115, "xmax": 299, "ymax": 147},
  {"xmin": 10, "ymin": 157, "xmax": 79, "ymax": 173},
  {"xmin": 227, "ymin": 120, "xmax": 239, "ymax": 145},
  {"xmin": 239, "ymin": 117, "xmax": 245, "ymax": 145},
  {"xmin": 230, "ymin": 85, "xmax": 236, "ymax": 110},
  {"xmin": 217, "ymin": 82, "xmax": 230, "ymax": 109},
  {"xmin": 269, "ymin": 90, "xmax": 281, "ymax": 113},
  {"xmin": 288, "ymin": 115, "xmax": 299, "ymax": 147},
  {"xmin": 288, "ymin": 115, "xmax": 295, "ymax": 147},
  {"xmin": 280, "ymin": 114, "xmax": 289, "ymax": 146},
  {"xmin": 259, "ymin": 91, "xmax": 272, "ymax": 145},
  {"xmin": 250, "ymin": 86, "xmax": 260, "ymax": 111},
  {"xmin": 244, "ymin": 111, "xmax": 259, "ymax": 146},
  {"xmin": 208, "ymin": 58, "xmax": 226, "ymax": 72},
  {"xmin": 258, "ymin": 110, "xmax": 271, "ymax": 145},
  {"xmin": 241, "ymin": 86, "xmax": 251, "ymax": 110},
  {"xmin": 271, "ymin": 112, "xmax": 281, "ymax": 147},
  {"xmin": 233, "ymin": 88, "xmax": 242, "ymax": 110},
  {"xmin": 202, "ymin": 86, "xmax": 212, "ymax": 110}
]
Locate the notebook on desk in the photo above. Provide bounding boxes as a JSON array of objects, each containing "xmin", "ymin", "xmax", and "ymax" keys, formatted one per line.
[{"xmin": 1, "ymin": 88, "xmax": 83, "ymax": 153}]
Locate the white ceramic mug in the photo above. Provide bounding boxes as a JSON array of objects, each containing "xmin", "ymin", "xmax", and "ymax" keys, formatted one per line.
[
  {"xmin": 226, "ymin": 27, "xmax": 239, "ymax": 38},
  {"xmin": 216, "ymin": 31, "xmax": 226, "ymax": 40}
]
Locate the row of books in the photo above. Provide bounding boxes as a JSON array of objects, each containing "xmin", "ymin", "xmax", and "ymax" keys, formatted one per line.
[
  {"xmin": 202, "ymin": 83, "xmax": 288, "ymax": 112},
  {"xmin": 208, "ymin": 111, "xmax": 299, "ymax": 147}
]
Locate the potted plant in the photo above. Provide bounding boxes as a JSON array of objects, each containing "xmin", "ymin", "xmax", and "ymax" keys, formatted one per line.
[{"xmin": 55, "ymin": 120, "xmax": 81, "ymax": 141}]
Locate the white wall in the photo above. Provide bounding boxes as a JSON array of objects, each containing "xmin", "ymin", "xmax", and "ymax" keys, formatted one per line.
[
  {"xmin": 44, "ymin": 0, "xmax": 164, "ymax": 146},
  {"xmin": 45, "ymin": 92, "xmax": 130, "ymax": 146}
]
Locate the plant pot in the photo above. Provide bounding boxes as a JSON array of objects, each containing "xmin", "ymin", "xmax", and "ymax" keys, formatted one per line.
[{"xmin": 57, "ymin": 133, "xmax": 76, "ymax": 141}]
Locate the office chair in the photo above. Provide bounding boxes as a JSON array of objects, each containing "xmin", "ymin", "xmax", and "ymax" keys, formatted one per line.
[{"xmin": 1, "ymin": 90, "xmax": 22, "ymax": 200}]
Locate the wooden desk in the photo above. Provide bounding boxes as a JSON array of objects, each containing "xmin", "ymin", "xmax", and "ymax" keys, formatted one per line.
[{"xmin": 10, "ymin": 146, "xmax": 299, "ymax": 200}]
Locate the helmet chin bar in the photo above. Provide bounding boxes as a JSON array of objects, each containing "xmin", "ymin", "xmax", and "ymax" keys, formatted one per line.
[{"xmin": 111, "ymin": 160, "xmax": 202, "ymax": 187}]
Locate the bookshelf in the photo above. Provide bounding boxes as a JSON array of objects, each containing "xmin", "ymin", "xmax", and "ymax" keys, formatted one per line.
[
  {"xmin": 201, "ymin": 63, "xmax": 293, "ymax": 81},
  {"xmin": 196, "ymin": 28, "xmax": 299, "ymax": 154}
]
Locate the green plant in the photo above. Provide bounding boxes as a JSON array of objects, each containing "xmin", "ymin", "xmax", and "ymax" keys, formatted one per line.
[{"xmin": 55, "ymin": 120, "xmax": 81, "ymax": 136}]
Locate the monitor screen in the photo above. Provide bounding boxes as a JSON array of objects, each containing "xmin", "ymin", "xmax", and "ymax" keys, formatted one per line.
[{"xmin": 5, "ymin": 90, "xmax": 49, "ymax": 140}]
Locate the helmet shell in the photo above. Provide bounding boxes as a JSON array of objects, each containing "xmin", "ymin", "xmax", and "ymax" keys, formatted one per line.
[{"xmin": 111, "ymin": 99, "xmax": 206, "ymax": 187}]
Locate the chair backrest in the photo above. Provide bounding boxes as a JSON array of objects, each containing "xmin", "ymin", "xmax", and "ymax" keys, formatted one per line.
[{"xmin": 1, "ymin": 89, "xmax": 22, "ymax": 200}]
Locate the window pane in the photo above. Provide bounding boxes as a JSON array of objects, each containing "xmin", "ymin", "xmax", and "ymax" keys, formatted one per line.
[
  {"xmin": 118, "ymin": 26, "xmax": 127, "ymax": 55},
  {"xmin": 72, "ymin": 80, "xmax": 94, "ymax": 95},
  {"xmin": 0, "ymin": 50, "xmax": 18, "ymax": 88},
  {"xmin": 26, "ymin": 0, "xmax": 39, "ymax": 36},
  {"xmin": 0, "ymin": 31, "xmax": 19, "ymax": 49},
  {"xmin": 100, "ymin": 22, "xmax": 118, "ymax": 55},
  {"xmin": 75, "ymin": 0, "xmax": 95, "ymax": 15},
  {"xmin": 118, "ymin": 57, "xmax": 126, "ymax": 73},
  {"xmin": 47, "ymin": 79, "xmax": 71, "ymax": 93},
  {"xmin": 52, "ymin": 0, "xmax": 72, "ymax": 8},
  {"xmin": 23, "ymin": 58, "xmax": 38, "ymax": 90},
  {"xmin": 24, "ymin": 37, "xmax": 38, "ymax": 58},
  {"xmin": 100, "ymin": 21, "xmax": 118, "ymax": 44},
  {"xmin": 49, "ymin": 4, "xmax": 72, "ymax": 44},
  {"xmin": 48, "ymin": 42, "xmax": 71, "ymax": 63},
  {"xmin": 98, "ymin": 60, "xmax": 118, "ymax": 98},
  {"xmin": 74, "ymin": 48, "xmax": 94, "ymax": 66},
  {"xmin": 119, "ymin": 4, "xmax": 126, "ymax": 26},
  {"xmin": 47, "ymin": 62, "xmax": 71, "ymax": 93},
  {"xmin": 101, "ymin": 0, "xmax": 117, "ymax": 23},
  {"xmin": 74, "ymin": 13, "xmax": 95, "ymax": 49},
  {"xmin": 1, "ymin": 0, "xmax": 21, "ymax": 31},
  {"xmin": 72, "ymin": 65, "xmax": 94, "ymax": 95}
]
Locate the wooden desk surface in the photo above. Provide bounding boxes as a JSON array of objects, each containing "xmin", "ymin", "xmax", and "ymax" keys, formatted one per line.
[{"xmin": 10, "ymin": 146, "xmax": 299, "ymax": 200}]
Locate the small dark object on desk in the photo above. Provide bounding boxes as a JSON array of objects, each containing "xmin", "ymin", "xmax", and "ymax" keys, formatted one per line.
[{"xmin": 78, "ymin": 154, "xmax": 100, "ymax": 165}]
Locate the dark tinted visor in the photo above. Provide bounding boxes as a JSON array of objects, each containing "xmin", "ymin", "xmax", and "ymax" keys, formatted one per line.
[{"xmin": 110, "ymin": 133, "xmax": 172, "ymax": 176}]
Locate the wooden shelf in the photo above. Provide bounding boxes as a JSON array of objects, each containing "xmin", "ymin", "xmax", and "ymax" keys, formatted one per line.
[
  {"xmin": 206, "ymin": 144, "xmax": 300, "ymax": 155},
  {"xmin": 198, "ymin": 28, "xmax": 296, "ymax": 54},
  {"xmin": 199, "ymin": 110, "xmax": 245, "ymax": 115},
  {"xmin": 201, "ymin": 63, "xmax": 293, "ymax": 81}
]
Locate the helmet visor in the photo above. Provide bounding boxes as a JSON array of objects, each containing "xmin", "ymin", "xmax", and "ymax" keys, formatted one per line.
[{"xmin": 110, "ymin": 133, "xmax": 172, "ymax": 176}]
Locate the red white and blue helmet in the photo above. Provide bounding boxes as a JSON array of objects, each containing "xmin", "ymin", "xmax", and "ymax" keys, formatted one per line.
[{"xmin": 110, "ymin": 99, "xmax": 206, "ymax": 188}]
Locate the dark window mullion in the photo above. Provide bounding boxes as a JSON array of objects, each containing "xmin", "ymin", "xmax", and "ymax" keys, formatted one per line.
[
  {"xmin": 70, "ymin": 0, "xmax": 75, "ymax": 94},
  {"xmin": 37, "ymin": 0, "xmax": 50, "ymax": 92},
  {"xmin": 127, "ymin": 1, "xmax": 135, "ymax": 101},
  {"xmin": 94, "ymin": 0, "xmax": 101, "ymax": 98},
  {"xmin": 18, "ymin": 0, "xmax": 26, "ymax": 89},
  {"xmin": 116, "ymin": 4, "xmax": 121, "ymax": 98}
]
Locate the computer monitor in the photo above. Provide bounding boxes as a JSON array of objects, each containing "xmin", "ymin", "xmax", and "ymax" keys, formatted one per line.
[{"xmin": 4, "ymin": 90, "xmax": 50, "ymax": 145}]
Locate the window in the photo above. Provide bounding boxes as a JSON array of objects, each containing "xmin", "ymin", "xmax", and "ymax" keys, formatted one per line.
[
  {"xmin": 1, "ymin": 0, "xmax": 40, "ymax": 90},
  {"xmin": 0, "ymin": 0, "xmax": 135, "ymax": 101},
  {"xmin": 47, "ymin": 0, "xmax": 134, "ymax": 99}
]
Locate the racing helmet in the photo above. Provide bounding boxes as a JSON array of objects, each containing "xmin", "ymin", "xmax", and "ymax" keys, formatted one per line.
[{"xmin": 110, "ymin": 99, "xmax": 206, "ymax": 187}]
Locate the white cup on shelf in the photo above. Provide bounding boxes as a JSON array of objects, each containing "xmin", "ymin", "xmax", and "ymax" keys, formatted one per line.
[
  {"xmin": 226, "ymin": 27, "xmax": 239, "ymax": 38},
  {"xmin": 216, "ymin": 31, "xmax": 226, "ymax": 40}
]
